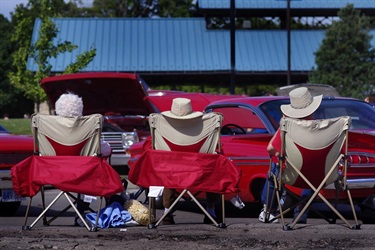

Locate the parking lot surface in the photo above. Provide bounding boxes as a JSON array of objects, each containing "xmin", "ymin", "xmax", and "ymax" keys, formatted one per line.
[{"xmin": 1, "ymin": 189, "xmax": 375, "ymax": 249}]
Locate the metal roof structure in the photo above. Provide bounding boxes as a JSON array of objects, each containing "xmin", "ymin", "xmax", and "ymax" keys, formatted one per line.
[
  {"xmin": 27, "ymin": 17, "xmax": 375, "ymax": 86},
  {"xmin": 27, "ymin": 18, "xmax": 311, "ymax": 81},
  {"xmin": 27, "ymin": 18, "xmax": 375, "ymax": 85}
]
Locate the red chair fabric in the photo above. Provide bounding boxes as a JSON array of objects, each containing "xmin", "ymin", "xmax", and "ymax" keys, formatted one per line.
[
  {"xmin": 128, "ymin": 149, "xmax": 240, "ymax": 194},
  {"xmin": 11, "ymin": 155, "xmax": 123, "ymax": 198}
]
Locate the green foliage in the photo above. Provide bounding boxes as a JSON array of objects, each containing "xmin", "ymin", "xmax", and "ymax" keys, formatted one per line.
[
  {"xmin": 89, "ymin": 0, "xmax": 196, "ymax": 17},
  {"xmin": 8, "ymin": 0, "xmax": 96, "ymax": 110},
  {"xmin": 0, "ymin": 15, "xmax": 34, "ymax": 118},
  {"xmin": 157, "ymin": 0, "xmax": 195, "ymax": 17},
  {"xmin": 63, "ymin": 49, "xmax": 97, "ymax": 74},
  {"xmin": 309, "ymin": 4, "xmax": 375, "ymax": 99},
  {"xmin": 0, "ymin": 119, "xmax": 32, "ymax": 135}
]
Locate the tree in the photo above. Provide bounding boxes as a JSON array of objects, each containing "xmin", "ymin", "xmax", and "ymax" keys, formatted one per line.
[
  {"xmin": 309, "ymin": 4, "xmax": 375, "ymax": 99},
  {"xmin": 0, "ymin": 15, "xmax": 34, "ymax": 118},
  {"xmin": 87, "ymin": 0, "xmax": 196, "ymax": 18},
  {"xmin": 8, "ymin": 0, "xmax": 96, "ymax": 112}
]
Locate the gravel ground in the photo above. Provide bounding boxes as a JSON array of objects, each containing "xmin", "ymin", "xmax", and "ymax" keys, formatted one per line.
[
  {"xmin": 2, "ymin": 188, "xmax": 374, "ymax": 249},
  {"xmin": 1, "ymin": 220, "xmax": 375, "ymax": 250}
]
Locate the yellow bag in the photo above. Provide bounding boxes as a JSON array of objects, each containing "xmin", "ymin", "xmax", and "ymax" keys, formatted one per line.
[{"xmin": 124, "ymin": 199, "xmax": 155, "ymax": 226}]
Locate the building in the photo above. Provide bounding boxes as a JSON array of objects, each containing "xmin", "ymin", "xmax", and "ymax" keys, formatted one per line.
[{"xmin": 27, "ymin": 0, "xmax": 375, "ymax": 91}]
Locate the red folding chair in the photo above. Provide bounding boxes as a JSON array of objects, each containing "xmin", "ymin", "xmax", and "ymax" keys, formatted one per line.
[
  {"xmin": 129, "ymin": 112, "xmax": 241, "ymax": 228},
  {"xmin": 269, "ymin": 116, "xmax": 360, "ymax": 230},
  {"xmin": 11, "ymin": 113, "xmax": 123, "ymax": 231}
]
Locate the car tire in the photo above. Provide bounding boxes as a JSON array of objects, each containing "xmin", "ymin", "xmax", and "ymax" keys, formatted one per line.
[
  {"xmin": 359, "ymin": 195, "xmax": 375, "ymax": 224},
  {"xmin": 0, "ymin": 201, "xmax": 21, "ymax": 216}
]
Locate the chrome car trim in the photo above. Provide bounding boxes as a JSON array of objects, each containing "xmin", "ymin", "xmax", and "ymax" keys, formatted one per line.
[
  {"xmin": 350, "ymin": 164, "xmax": 375, "ymax": 168},
  {"xmin": 229, "ymin": 156, "xmax": 269, "ymax": 166},
  {"xmin": 325, "ymin": 178, "xmax": 375, "ymax": 189}
]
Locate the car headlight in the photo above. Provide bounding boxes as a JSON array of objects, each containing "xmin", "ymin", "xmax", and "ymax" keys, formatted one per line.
[{"xmin": 122, "ymin": 132, "xmax": 139, "ymax": 148}]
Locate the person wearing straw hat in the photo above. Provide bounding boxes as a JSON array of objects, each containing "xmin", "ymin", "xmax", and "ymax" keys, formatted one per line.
[
  {"xmin": 160, "ymin": 98, "xmax": 221, "ymax": 225},
  {"xmin": 259, "ymin": 87, "xmax": 323, "ymax": 224}
]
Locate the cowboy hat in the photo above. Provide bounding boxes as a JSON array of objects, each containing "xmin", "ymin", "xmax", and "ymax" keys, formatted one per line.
[
  {"xmin": 162, "ymin": 98, "xmax": 203, "ymax": 119},
  {"xmin": 281, "ymin": 87, "xmax": 323, "ymax": 118}
]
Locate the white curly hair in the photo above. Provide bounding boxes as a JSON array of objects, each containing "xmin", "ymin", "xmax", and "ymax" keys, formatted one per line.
[{"xmin": 55, "ymin": 92, "xmax": 84, "ymax": 117}]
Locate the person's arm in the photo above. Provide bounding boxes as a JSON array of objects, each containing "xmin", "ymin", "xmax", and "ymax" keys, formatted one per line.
[
  {"xmin": 100, "ymin": 140, "xmax": 112, "ymax": 157},
  {"xmin": 267, "ymin": 129, "xmax": 281, "ymax": 156}
]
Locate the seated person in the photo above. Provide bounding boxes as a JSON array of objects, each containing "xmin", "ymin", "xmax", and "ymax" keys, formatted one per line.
[
  {"xmin": 55, "ymin": 92, "xmax": 111, "ymax": 157},
  {"xmin": 159, "ymin": 98, "xmax": 220, "ymax": 225},
  {"xmin": 55, "ymin": 92, "xmax": 112, "ymax": 225},
  {"xmin": 259, "ymin": 87, "xmax": 321, "ymax": 224}
]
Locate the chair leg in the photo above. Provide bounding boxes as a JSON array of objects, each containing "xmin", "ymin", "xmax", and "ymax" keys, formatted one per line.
[
  {"xmin": 46, "ymin": 192, "xmax": 83, "ymax": 226},
  {"xmin": 220, "ymin": 194, "xmax": 226, "ymax": 228},
  {"xmin": 27, "ymin": 191, "xmax": 65, "ymax": 230},
  {"xmin": 264, "ymin": 159, "xmax": 274, "ymax": 222},
  {"xmin": 154, "ymin": 190, "xmax": 187, "ymax": 228},
  {"xmin": 91, "ymin": 197, "xmax": 103, "ymax": 232},
  {"xmin": 40, "ymin": 186, "xmax": 47, "ymax": 225},
  {"xmin": 346, "ymin": 189, "xmax": 361, "ymax": 229},
  {"xmin": 148, "ymin": 196, "xmax": 157, "ymax": 229},
  {"xmin": 63, "ymin": 192, "xmax": 92, "ymax": 231},
  {"xmin": 22, "ymin": 197, "xmax": 33, "ymax": 230},
  {"xmin": 186, "ymin": 190, "xmax": 226, "ymax": 228}
]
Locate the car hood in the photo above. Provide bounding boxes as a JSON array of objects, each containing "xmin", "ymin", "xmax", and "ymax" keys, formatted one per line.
[{"xmin": 41, "ymin": 72, "xmax": 155, "ymax": 116}]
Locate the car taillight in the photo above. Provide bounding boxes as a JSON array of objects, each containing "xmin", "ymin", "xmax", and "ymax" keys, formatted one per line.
[{"xmin": 346, "ymin": 153, "xmax": 375, "ymax": 166}]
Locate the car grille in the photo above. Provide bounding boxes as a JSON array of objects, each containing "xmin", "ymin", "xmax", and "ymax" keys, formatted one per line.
[{"xmin": 101, "ymin": 132, "xmax": 124, "ymax": 153}]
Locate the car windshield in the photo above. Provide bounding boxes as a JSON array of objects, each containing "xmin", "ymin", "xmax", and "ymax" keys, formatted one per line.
[{"xmin": 260, "ymin": 99, "xmax": 375, "ymax": 131}]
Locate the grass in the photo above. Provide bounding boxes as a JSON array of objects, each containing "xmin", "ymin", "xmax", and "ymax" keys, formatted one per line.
[{"xmin": 0, "ymin": 118, "xmax": 32, "ymax": 135}]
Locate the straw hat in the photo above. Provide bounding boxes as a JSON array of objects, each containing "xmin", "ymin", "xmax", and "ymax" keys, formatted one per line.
[
  {"xmin": 281, "ymin": 87, "xmax": 323, "ymax": 118},
  {"xmin": 162, "ymin": 98, "xmax": 203, "ymax": 119}
]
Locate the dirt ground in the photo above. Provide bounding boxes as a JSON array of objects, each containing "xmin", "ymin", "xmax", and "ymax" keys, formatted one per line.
[
  {"xmin": 1, "ymin": 220, "xmax": 375, "ymax": 250},
  {"xmin": 2, "ymin": 189, "xmax": 374, "ymax": 249}
]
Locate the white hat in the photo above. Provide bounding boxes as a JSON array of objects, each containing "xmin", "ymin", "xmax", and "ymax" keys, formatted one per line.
[
  {"xmin": 162, "ymin": 98, "xmax": 203, "ymax": 119},
  {"xmin": 280, "ymin": 87, "xmax": 322, "ymax": 118}
]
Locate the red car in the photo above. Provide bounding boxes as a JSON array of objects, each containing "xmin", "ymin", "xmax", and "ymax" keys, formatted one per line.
[
  {"xmin": 130, "ymin": 94, "xmax": 375, "ymax": 216},
  {"xmin": 0, "ymin": 125, "xmax": 33, "ymax": 215}
]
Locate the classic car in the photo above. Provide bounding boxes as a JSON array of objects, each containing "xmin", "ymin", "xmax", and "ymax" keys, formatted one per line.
[
  {"xmin": 129, "ymin": 94, "xmax": 375, "ymax": 217},
  {"xmin": 0, "ymin": 126, "xmax": 33, "ymax": 215},
  {"xmin": 205, "ymin": 96, "xmax": 375, "ymax": 204}
]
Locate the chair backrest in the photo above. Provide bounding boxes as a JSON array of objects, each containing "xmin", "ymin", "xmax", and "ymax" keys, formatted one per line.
[
  {"xmin": 279, "ymin": 116, "xmax": 351, "ymax": 188},
  {"xmin": 149, "ymin": 112, "xmax": 222, "ymax": 154},
  {"xmin": 31, "ymin": 113, "xmax": 103, "ymax": 156}
]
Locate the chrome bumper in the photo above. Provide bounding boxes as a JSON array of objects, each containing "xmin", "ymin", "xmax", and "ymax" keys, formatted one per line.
[{"xmin": 326, "ymin": 178, "xmax": 375, "ymax": 189}]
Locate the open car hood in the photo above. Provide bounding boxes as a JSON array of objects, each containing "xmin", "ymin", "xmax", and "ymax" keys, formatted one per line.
[{"xmin": 41, "ymin": 72, "xmax": 154, "ymax": 116}]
